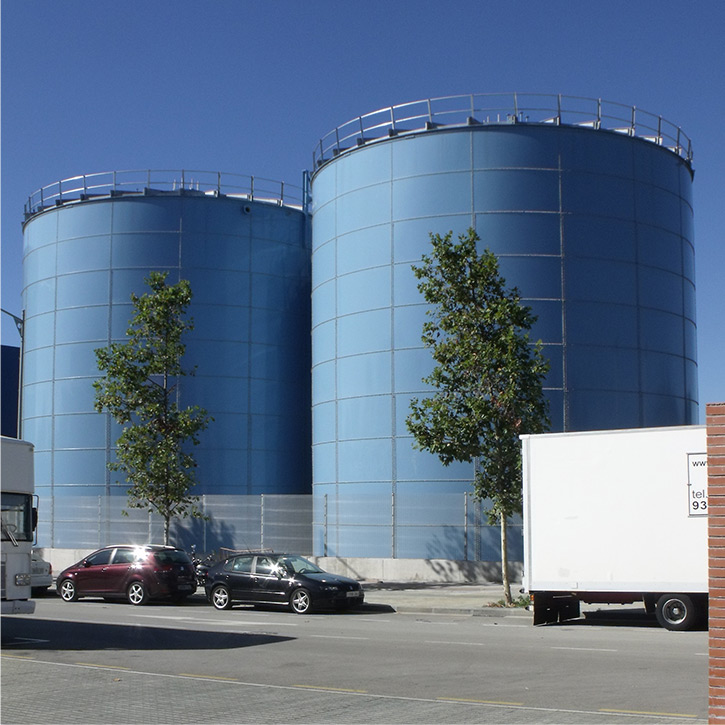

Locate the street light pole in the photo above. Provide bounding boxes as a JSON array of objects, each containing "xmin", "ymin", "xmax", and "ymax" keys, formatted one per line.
[{"xmin": 1, "ymin": 307, "xmax": 25, "ymax": 438}]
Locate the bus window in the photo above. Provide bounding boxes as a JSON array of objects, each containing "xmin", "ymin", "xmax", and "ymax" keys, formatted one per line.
[{"xmin": 1, "ymin": 493, "xmax": 34, "ymax": 544}]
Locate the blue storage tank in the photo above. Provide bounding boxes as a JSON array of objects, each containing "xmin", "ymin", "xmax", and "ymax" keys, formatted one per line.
[
  {"xmin": 310, "ymin": 93, "xmax": 697, "ymax": 558},
  {"xmin": 21, "ymin": 171, "xmax": 310, "ymax": 547}
]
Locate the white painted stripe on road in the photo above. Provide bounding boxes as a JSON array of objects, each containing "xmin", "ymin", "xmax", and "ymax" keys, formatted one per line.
[
  {"xmin": 130, "ymin": 614, "xmax": 299, "ymax": 626},
  {"xmin": 551, "ymin": 646, "xmax": 618, "ymax": 652},
  {"xmin": 309, "ymin": 634, "xmax": 369, "ymax": 640},
  {"xmin": 424, "ymin": 640, "xmax": 486, "ymax": 646}
]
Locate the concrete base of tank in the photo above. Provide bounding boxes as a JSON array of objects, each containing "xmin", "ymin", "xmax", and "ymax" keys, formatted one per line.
[{"xmin": 310, "ymin": 556, "xmax": 521, "ymax": 584}]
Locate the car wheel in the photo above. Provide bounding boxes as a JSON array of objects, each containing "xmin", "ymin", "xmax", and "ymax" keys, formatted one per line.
[
  {"xmin": 127, "ymin": 581, "xmax": 148, "ymax": 606},
  {"xmin": 655, "ymin": 593, "xmax": 701, "ymax": 631},
  {"xmin": 290, "ymin": 587, "xmax": 312, "ymax": 614},
  {"xmin": 58, "ymin": 579, "xmax": 78, "ymax": 602},
  {"xmin": 211, "ymin": 585, "xmax": 231, "ymax": 610}
]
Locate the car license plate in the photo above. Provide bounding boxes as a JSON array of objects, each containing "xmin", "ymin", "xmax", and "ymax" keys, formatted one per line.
[{"xmin": 346, "ymin": 591, "xmax": 361, "ymax": 598}]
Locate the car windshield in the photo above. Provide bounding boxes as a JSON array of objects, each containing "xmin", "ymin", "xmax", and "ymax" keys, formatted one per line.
[{"xmin": 278, "ymin": 556, "xmax": 323, "ymax": 575}]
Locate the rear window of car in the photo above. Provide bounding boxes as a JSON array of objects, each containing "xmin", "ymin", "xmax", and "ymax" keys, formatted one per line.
[{"xmin": 153, "ymin": 549, "xmax": 191, "ymax": 565}]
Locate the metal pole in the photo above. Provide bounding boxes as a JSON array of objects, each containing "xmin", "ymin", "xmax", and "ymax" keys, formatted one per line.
[
  {"xmin": 464, "ymin": 493, "xmax": 468, "ymax": 561},
  {"xmin": 323, "ymin": 494, "xmax": 328, "ymax": 557},
  {"xmin": 391, "ymin": 488, "xmax": 396, "ymax": 558}
]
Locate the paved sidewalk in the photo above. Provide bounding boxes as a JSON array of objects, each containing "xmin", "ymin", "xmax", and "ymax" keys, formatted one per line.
[{"xmin": 360, "ymin": 581, "xmax": 532, "ymax": 618}]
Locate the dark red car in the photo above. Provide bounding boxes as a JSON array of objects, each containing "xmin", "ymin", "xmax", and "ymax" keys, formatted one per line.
[{"xmin": 56, "ymin": 545, "xmax": 196, "ymax": 605}]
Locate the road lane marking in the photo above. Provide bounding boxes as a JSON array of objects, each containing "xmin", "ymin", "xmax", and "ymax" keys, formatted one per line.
[
  {"xmin": 438, "ymin": 696, "xmax": 525, "ymax": 706},
  {"xmin": 0, "ymin": 654, "xmax": 34, "ymax": 660},
  {"xmin": 294, "ymin": 684, "xmax": 367, "ymax": 693},
  {"xmin": 130, "ymin": 614, "xmax": 299, "ymax": 626},
  {"xmin": 551, "ymin": 646, "xmax": 618, "ymax": 652},
  {"xmin": 74, "ymin": 662, "xmax": 131, "ymax": 670},
  {"xmin": 179, "ymin": 673, "xmax": 239, "ymax": 681},
  {"xmin": 309, "ymin": 635, "xmax": 369, "ymax": 640},
  {"xmin": 425, "ymin": 640, "xmax": 486, "ymax": 646},
  {"xmin": 601, "ymin": 708, "xmax": 697, "ymax": 719}
]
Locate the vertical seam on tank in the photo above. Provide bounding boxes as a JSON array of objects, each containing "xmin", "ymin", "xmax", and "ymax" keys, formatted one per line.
[
  {"xmin": 678, "ymin": 165, "xmax": 691, "ymax": 421},
  {"xmin": 105, "ymin": 201, "xmax": 114, "ymax": 522},
  {"xmin": 246, "ymin": 203, "xmax": 253, "ymax": 495},
  {"xmin": 632, "ymin": 149, "xmax": 643, "ymax": 427},
  {"xmin": 558, "ymin": 152, "xmax": 568, "ymax": 431},
  {"xmin": 389, "ymin": 146, "xmax": 396, "ymax": 558},
  {"xmin": 333, "ymin": 164, "xmax": 340, "ymax": 555},
  {"xmin": 51, "ymin": 208, "xmax": 60, "ymax": 546}
]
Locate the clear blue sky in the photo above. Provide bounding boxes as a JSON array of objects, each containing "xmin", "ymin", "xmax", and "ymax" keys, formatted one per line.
[{"xmin": 2, "ymin": 1, "xmax": 723, "ymax": 418}]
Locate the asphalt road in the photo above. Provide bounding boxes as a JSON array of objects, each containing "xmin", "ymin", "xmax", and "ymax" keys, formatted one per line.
[{"xmin": 1, "ymin": 594, "xmax": 708, "ymax": 724}]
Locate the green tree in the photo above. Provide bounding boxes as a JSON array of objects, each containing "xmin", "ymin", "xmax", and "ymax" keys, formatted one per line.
[
  {"xmin": 406, "ymin": 229, "xmax": 550, "ymax": 604},
  {"xmin": 94, "ymin": 272, "xmax": 212, "ymax": 545}
]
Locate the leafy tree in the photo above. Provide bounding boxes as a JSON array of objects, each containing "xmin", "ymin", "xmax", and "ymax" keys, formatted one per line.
[
  {"xmin": 94, "ymin": 272, "xmax": 212, "ymax": 545},
  {"xmin": 406, "ymin": 229, "xmax": 550, "ymax": 604}
]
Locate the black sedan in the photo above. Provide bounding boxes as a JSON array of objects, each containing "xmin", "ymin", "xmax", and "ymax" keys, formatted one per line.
[{"xmin": 204, "ymin": 553, "xmax": 364, "ymax": 614}]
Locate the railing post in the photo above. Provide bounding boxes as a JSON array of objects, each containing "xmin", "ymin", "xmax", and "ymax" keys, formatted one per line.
[
  {"xmin": 557, "ymin": 94, "xmax": 562, "ymax": 125},
  {"xmin": 250, "ymin": 175, "xmax": 254, "ymax": 200},
  {"xmin": 323, "ymin": 494, "xmax": 328, "ymax": 557}
]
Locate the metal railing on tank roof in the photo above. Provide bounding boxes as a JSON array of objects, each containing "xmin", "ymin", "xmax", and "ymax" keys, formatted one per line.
[
  {"xmin": 312, "ymin": 92, "xmax": 693, "ymax": 170},
  {"xmin": 24, "ymin": 169, "xmax": 305, "ymax": 219}
]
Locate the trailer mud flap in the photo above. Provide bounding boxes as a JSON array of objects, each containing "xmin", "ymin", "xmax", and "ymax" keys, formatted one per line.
[{"xmin": 532, "ymin": 593, "xmax": 581, "ymax": 625}]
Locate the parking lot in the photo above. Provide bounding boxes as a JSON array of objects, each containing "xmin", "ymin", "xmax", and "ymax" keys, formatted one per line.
[{"xmin": 1, "ymin": 590, "xmax": 709, "ymax": 724}]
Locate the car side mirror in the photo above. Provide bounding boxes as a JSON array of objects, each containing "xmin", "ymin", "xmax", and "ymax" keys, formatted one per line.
[{"xmin": 83, "ymin": 560, "xmax": 92, "ymax": 568}]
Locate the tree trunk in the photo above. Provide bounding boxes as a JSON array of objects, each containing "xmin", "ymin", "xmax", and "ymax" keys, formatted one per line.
[
  {"xmin": 500, "ymin": 511, "xmax": 512, "ymax": 605},
  {"xmin": 163, "ymin": 516, "xmax": 170, "ymax": 546}
]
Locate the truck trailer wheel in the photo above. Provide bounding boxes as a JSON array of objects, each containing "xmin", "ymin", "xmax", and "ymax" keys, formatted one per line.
[{"xmin": 655, "ymin": 594, "xmax": 701, "ymax": 631}]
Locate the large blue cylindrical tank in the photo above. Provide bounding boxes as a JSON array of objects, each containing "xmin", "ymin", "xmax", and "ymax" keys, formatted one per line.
[
  {"xmin": 310, "ymin": 94, "xmax": 696, "ymax": 558},
  {"xmin": 21, "ymin": 171, "xmax": 310, "ymax": 547}
]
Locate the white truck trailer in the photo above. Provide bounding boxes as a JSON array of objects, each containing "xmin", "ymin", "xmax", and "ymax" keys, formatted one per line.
[
  {"xmin": 522, "ymin": 425, "xmax": 708, "ymax": 631},
  {"xmin": 1, "ymin": 436, "xmax": 37, "ymax": 615}
]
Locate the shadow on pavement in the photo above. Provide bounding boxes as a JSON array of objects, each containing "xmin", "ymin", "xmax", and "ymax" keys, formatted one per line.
[{"xmin": 1, "ymin": 617, "xmax": 294, "ymax": 651}]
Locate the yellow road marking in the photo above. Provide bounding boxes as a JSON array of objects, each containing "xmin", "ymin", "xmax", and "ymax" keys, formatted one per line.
[
  {"xmin": 438, "ymin": 696, "xmax": 525, "ymax": 706},
  {"xmin": 1, "ymin": 654, "xmax": 34, "ymax": 660},
  {"xmin": 294, "ymin": 684, "xmax": 368, "ymax": 693},
  {"xmin": 600, "ymin": 708, "xmax": 697, "ymax": 719},
  {"xmin": 74, "ymin": 662, "xmax": 130, "ymax": 670},
  {"xmin": 178, "ymin": 673, "xmax": 239, "ymax": 682}
]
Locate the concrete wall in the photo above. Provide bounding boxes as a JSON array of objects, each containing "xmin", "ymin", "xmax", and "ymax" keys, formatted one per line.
[{"xmin": 38, "ymin": 547, "xmax": 520, "ymax": 585}]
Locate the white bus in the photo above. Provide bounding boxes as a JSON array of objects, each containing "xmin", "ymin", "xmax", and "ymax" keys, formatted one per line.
[{"xmin": 1, "ymin": 437, "xmax": 36, "ymax": 614}]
